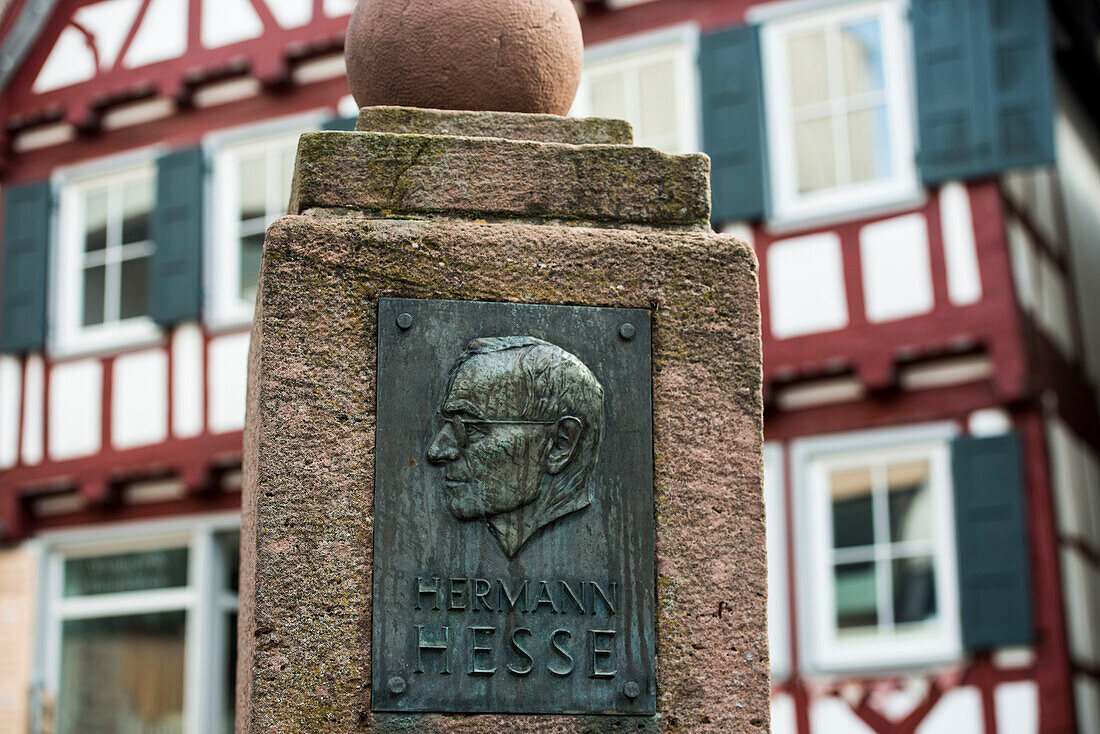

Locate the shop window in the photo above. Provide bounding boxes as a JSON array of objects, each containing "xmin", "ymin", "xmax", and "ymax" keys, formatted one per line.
[
  {"xmin": 55, "ymin": 162, "xmax": 160, "ymax": 354},
  {"xmin": 794, "ymin": 425, "xmax": 962, "ymax": 671},
  {"xmin": 759, "ymin": 0, "xmax": 919, "ymax": 225},
  {"xmin": 572, "ymin": 26, "xmax": 699, "ymax": 153},
  {"xmin": 43, "ymin": 517, "xmax": 239, "ymax": 733}
]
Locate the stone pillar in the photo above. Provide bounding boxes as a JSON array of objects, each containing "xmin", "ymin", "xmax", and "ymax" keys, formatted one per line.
[{"xmin": 239, "ymin": 105, "xmax": 767, "ymax": 732}]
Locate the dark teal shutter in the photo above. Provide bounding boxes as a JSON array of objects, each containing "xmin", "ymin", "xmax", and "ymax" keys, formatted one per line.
[
  {"xmin": 700, "ymin": 24, "xmax": 768, "ymax": 224},
  {"xmin": 913, "ymin": 0, "xmax": 1055, "ymax": 183},
  {"xmin": 1, "ymin": 182, "xmax": 52, "ymax": 353},
  {"xmin": 951, "ymin": 433, "xmax": 1033, "ymax": 650},
  {"xmin": 323, "ymin": 116, "xmax": 357, "ymax": 131},
  {"xmin": 149, "ymin": 147, "xmax": 205, "ymax": 325}
]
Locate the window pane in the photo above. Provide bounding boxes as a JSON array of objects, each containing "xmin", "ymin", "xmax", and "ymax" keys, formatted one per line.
[
  {"xmin": 847, "ymin": 105, "xmax": 892, "ymax": 184},
  {"xmin": 637, "ymin": 61, "xmax": 677, "ymax": 142},
  {"xmin": 787, "ymin": 31, "xmax": 829, "ymax": 107},
  {"xmin": 888, "ymin": 460, "xmax": 933, "ymax": 543},
  {"xmin": 220, "ymin": 613, "xmax": 238, "ymax": 734},
  {"xmin": 121, "ymin": 179, "xmax": 152, "ymax": 245},
  {"xmin": 218, "ymin": 530, "xmax": 240, "ymax": 593},
  {"xmin": 239, "ymin": 155, "xmax": 267, "ymax": 222},
  {"xmin": 892, "ymin": 555, "xmax": 937, "ymax": 625},
  {"xmin": 58, "ymin": 611, "xmax": 185, "ymax": 734},
  {"xmin": 64, "ymin": 548, "xmax": 188, "ymax": 597},
  {"xmin": 589, "ymin": 72, "xmax": 627, "ymax": 120},
  {"xmin": 839, "ymin": 18, "xmax": 884, "ymax": 96},
  {"xmin": 794, "ymin": 116, "xmax": 837, "ymax": 193},
  {"xmin": 835, "ymin": 561, "xmax": 877, "ymax": 630},
  {"xmin": 119, "ymin": 256, "xmax": 149, "ymax": 320},
  {"xmin": 831, "ymin": 467, "xmax": 874, "ymax": 548},
  {"xmin": 239, "ymin": 232, "xmax": 265, "ymax": 300},
  {"xmin": 84, "ymin": 189, "xmax": 108, "ymax": 253},
  {"xmin": 82, "ymin": 265, "xmax": 106, "ymax": 327}
]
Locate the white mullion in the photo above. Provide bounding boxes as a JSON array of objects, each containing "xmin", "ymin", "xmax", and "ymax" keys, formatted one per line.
[
  {"xmin": 117, "ymin": 240, "xmax": 154, "ymax": 261},
  {"xmin": 186, "ymin": 526, "xmax": 217, "ymax": 734},
  {"xmin": 825, "ymin": 24, "xmax": 851, "ymax": 187},
  {"xmin": 872, "ymin": 463, "xmax": 894, "ymax": 632},
  {"xmin": 833, "ymin": 544, "xmax": 878, "ymax": 564},
  {"xmin": 55, "ymin": 587, "xmax": 194, "ymax": 619}
]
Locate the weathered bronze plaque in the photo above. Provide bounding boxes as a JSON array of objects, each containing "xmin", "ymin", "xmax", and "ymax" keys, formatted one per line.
[{"xmin": 373, "ymin": 297, "xmax": 656, "ymax": 714}]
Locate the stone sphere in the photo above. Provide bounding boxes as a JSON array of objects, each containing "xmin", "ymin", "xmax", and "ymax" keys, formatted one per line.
[{"xmin": 345, "ymin": 0, "xmax": 584, "ymax": 116}]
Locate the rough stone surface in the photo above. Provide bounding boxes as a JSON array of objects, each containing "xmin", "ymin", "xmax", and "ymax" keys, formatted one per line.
[
  {"xmin": 240, "ymin": 213, "xmax": 766, "ymax": 733},
  {"xmin": 290, "ymin": 132, "xmax": 711, "ymax": 227},
  {"xmin": 346, "ymin": 0, "xmax": 583, "ymax": 115},
  {"xmin": 356, "ymin": 106, "xmax": 633, "ymax": 145}
]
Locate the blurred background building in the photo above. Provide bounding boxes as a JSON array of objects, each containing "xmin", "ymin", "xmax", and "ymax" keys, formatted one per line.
[{"xmin": 0, "ymin": 0, "xmax": 1098, "ymax": 731}]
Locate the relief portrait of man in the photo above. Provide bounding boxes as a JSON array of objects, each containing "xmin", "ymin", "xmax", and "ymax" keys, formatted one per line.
[{"xmin": 426, "ymin": 336, "xmax": 605, "ymax": 558}]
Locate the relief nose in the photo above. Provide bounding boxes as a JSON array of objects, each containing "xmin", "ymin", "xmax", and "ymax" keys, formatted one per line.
[{"xmin": 427, "ymin": 428, "xmax": 459, "ymax": 463}]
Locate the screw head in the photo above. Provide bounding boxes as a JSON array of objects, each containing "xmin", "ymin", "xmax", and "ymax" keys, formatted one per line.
[
  {"xmin": 623, "ymin": 680, "xmax": 640, "ymax": 699},
  {"xmin": 618, "ymin": 323, "xmax": 636, "ymax": 341},
  {"xmin": 387, "ymin": 676, "xmax": 407, "ymax": 695},
  {"xmin": 396, "ymin": 313, "xmax": 413, "ymax": 330}
]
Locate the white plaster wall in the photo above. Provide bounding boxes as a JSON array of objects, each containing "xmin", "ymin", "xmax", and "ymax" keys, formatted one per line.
[
  {"xmin": 1056, "ymin": 83, "xmax": 1100, "ymax": 395},
  {"xmin": 810, "ymin": 697, "xmax": 874, "ymax": 734},
  {"xmin": 768, "ymin": 233, "xmax": 848, "ymax": 338},
  {"xmin": 1075, "ymin": 676, "xmax": 1100, "ymax": 734},
  {"xmin": 939, "ymin": 182, "xmax": 982, "ymax": 305},
  {"xmin": 0, "ymin": 356, "xmax": 21, "ymax": 469},
  {"xmin": 172, "ymin": 324, "xmax": 205, "ymax": 439},
  {"xmin": 20, "ymin": 355, "xmax": 43, "ymax": 465},
  {"xmin": 1047, "ymin": 418, "xmax": 1090, "ymax": 540},
  {"xmin": 208, "ymin": 332, "xmax": 250, "ymax": 433},
  {"xmin": 860, "ymin": 214, "xmax": 934, "ymax": 323},
  {"xmin": 1061, "ymin": 547, "xmax": 1099, "ymax": 668},
  {"xmin": 771, "ymin": 693, "xmax": 796, "ymax": 734},
  {"xmin": 112, "ymin": 349, "xmax": 168, "ymax": 449},
  {"xmin": 995, "ymin": 681, "xmax": 1038, "ymax": 734},
  {"xmin": 48, "ymin": 359, "xmax": 101, "ymax": 461},
  {"xmin": 915, "ymin": 687, "xmax": 982, "ymax": 734},
  {"xmin": 764, "ymin": 443, "xmax": 790, "ymax": 679}
]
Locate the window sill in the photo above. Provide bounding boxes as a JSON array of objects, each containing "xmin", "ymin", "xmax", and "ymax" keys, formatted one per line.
[
  {"xmin": 51, "ymin": 319, "xmax": 164, "ymax": 360},
  {"xmin": 809, "ymin": 638, "xmax": 964, "ymax": 675},
  {"xmin": 766, "ymin": 188, "xmax": 928, "ymax": 235},
  {"xmin": 205, "ymin": 301, "xmax": 256, "ymax": 333}
]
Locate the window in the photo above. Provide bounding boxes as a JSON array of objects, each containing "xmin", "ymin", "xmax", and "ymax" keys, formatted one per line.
[
  {"xmin": 42, "ymin": 516, "xmax": 239, "ymax": 733},
  {"xmin": 55, "ymin": 161, "xmax": 160, "ymax": 354},
  {"xmin": 209, "ymin": 126, "xmax": 305, "ymax": 326},
  {"xmin": 794, "ymin": 425, "xmax": 962, "ymax": 671},
  {"xmin": 759, "ymin": 0, "xmax": 919, "ymax": 225},
  {"xmin": 572, "ymin": 26, "xmax": 699, "ymax": 153}
]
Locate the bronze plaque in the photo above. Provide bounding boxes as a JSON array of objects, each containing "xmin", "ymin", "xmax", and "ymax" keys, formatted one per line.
[{"xmin": 372, "ymin": 298, "xmax": 655, "ymax": 714}]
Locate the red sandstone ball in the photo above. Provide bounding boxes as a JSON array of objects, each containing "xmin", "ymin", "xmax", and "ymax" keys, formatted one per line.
[{"xmin": 345, "ymin": 0, "xmax": 584, "ymax": 116}]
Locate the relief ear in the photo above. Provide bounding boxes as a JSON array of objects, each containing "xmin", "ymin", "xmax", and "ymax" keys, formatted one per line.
[{"xmin": 544, "ymin": 416, "xmax": 582, "ymax": 474}]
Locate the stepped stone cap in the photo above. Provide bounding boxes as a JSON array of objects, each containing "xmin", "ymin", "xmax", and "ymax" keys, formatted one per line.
[
  {"xmin": 345, "ymin": 0, "xmax": 583, "ymax": 115},
  {"xmin": 355, "ymin": 106, "xmax": 634, "ymax": 145},
  {"xmin": 290, "ymin": 125, "xmax": 712, "ymax": 227}
]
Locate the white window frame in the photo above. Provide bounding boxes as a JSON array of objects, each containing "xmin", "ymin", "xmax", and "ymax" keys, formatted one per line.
[
  {"xmin": 571, "ymin": 23, "xmax": 701, "ymax": 153},
  {"xmin": 757, "ymin": 0, "xmax": 921, "ymax": 228},
  {"xmin": 206, "ymin": 112, "xmax": 325, "ymax": 329},
  {"xmin": 35, "ymin": 513, "xmax": 241, "ymax": 734},
  {"xmin": 792, "ymin": 423, "xmax": 963, "ymax": 672},
  {"xmin": 53, "ymin": 151, "xmax": 163, "ymax": 357}
]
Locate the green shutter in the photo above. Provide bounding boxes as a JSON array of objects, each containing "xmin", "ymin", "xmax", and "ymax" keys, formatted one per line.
[
  {"xmin": 700, "ymin": 24, "xmax": 768, "ymax": 224},
  {"xmin": 913, "ymin": 0, "xmax": 1055, "ymax": 183},
  {"xmin": 1, "ymin": 182, "xmax": 52, "ymax": 353},
  {"xmin": 149, "ymin": 147, "xmax": 205, "ymax": 325},
  {"xmin": 951, "ymin": 433, "xmax": 1033, "ymax": 650},
  {"xmin": 323, "ymin": 116, "xmax": 357, "ymax": 131}
]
